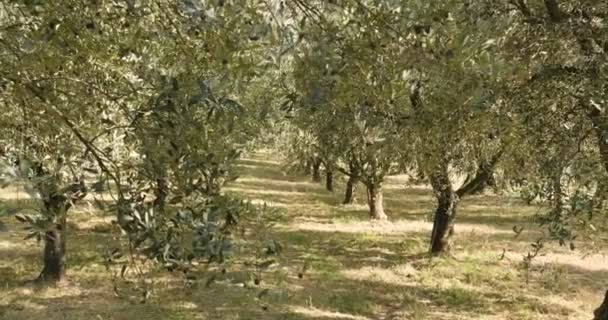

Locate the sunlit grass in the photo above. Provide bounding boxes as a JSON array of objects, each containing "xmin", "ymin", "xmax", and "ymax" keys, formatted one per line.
[{"xmin": 0, "ymin": 150, "xmax": 607, "ymax": 319}]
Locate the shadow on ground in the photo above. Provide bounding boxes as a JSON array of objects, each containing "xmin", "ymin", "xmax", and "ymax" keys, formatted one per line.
[{"xmin": 0, "ymin": 151, "xmax": 605, "ymax": 320}]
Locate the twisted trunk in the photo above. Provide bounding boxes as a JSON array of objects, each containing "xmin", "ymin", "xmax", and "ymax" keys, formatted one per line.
[
  {"xmin": 343, "ymin": 175, "xmax": 358, "ymax": 204},
  {"xmin": 457, "ymin": 151, "xmax": 503, "ymax": 198},
  {"xmin": 343, "ymin": 160, "xmax": 359, "ymax": 204},
  {"xmin": 595, "ymin": 290, "xmax": 608, "ymax": 320},
  {"xmin": 427, "ymin": 152, "xmax": 502, "ymax": 254},
  {"xmin": 38, "ymin": 196, "xmax": 69, "ymax": 282},
  {"xmin": 153, "ymin": 176, "xmax": 168, "ymax": 213},
  {"xmin": 325, "ymin": 167, "xmax": 334, "ymax": 192},
  {"xmin": 459, "ymin": 165, "xmax": 495, "ymax": 195},
  {"xmin": 587, "ymin": 103, "xmax": 608, "ymax": 320},
  {"xmin": 429, "ymin": 168, "xmax": 459, "ymax": 255},
  {"xmin": 366, "ymin": 182, "xmax": 387, "ymax": 220}
]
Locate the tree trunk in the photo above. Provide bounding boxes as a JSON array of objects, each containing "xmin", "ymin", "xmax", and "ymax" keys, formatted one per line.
[
  {"xmin": 461, "ymin": 171, "xmax": 495, "ymax": 195},
  {"xmin": 39, "ymin": 227, "xmax": 66, "ymax": 282},
  {"xmin": 366, "ymin": 182, "xmax": 387, "ymax": 220},
  {"xmin": 587, "ymin": 108, "xmax": 608, "ymax": 320},
  {"xmin": 38, "ymin": 196, "xmax": 68, "ymax": 282},
  {"xmin": 311, "ymin": 158, "xmax": 322, "ymax": 183},
  {"xmin": 594, "ymin": 290, "xmax": 608, "ymax": 320},
  {"xmin": 583, "ymin": 105, "xmax": 608, "ymax": 320},
  {"xmin": 153, "ymin": 176, "xmax": 168, "ymax": 213},
  {"xmin": 457, "ymin": 152, "xmax": 502, "ymax": 198},
  {"xmin": 325, "ymin": 168, "xmax": 334, "ymax": 192},
  {"xmin": 551, "ymin": 166, "xmax": 564, "ymax": 214},
  {"xmin": 429, "ymin": 166, "xmax": 459, "ymax": 255},
  {"xmin": 343, "ymin": 175, "xmax": 358, "ymax": 204}
]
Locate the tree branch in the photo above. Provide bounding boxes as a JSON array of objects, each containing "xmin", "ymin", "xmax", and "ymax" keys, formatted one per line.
[
  {"xmin": 19, "ymin": 81, "xmax": 124, "ymax": 197},
  {"xmin": 456, "ymin": 149, "xmax": 503, "ymax": 198}
]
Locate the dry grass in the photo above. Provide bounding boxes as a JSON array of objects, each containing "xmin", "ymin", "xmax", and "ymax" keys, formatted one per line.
[{"xmin": 1, "ymin": 150, "xmax": 607, "ymax": 319}]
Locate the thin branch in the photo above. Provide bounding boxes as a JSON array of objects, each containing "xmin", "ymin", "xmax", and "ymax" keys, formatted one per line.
[
  {"xmin": 456, "ymin": 149, "xmax": 503, "ymax": 198},
  {"xmin": 18, "ymin": 81, "xmax": 124, "ymax": 197}
]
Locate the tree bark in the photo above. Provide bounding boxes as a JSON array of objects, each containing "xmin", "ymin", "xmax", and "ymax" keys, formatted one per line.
[
  {"xmin": 594, "ymin": 290, "xmax": 608, "ymax": 320},
  {"xmin": 38, "ymin": 196, "xmax": 68, "ymax": 282},
  {"xmin": 585, "ymin": 104, "xmax": 608, "ymax": 320},
  {"xmin": 366, "ymin": 182, "xmax": 387, "ymax": 220},
  {"xmin": 427, "ymin": 152, "xmax": 501, "ymax": 254},
  {"xmin": 457, "ymin": 151, "xmax": 503, "ymax": 198},
  {"xmin": 153, "ymin": 176, "xmax": 168, "ymax": 213},
  {"xmin": 461, "ymin": 174, "xmax": 489, "ymax": 195},
  {"xmin": 343, "ymin": 175, "xmax": 358, "ymax": 204},
  {"xmin": 325, "ymin": 167, "xmax": 334, "ymax": 192},
  {"xmin": 429, "ymin": 166, "xmax": 459, "ymax": 255},
  {"xmin": 460, "ymin": 169, "xmax": 495, "ymax": 195},
  {"xmin": 311, "ymin": 157, "xmax": 322, "ymax": 183}
]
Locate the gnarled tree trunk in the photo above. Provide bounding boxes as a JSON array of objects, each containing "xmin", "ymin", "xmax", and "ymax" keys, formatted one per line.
[
  {"xmin": 343, "ymin": 175, "xmax": 358, "ymax": 204},
  {"xmin": 594, "ymin": 290, "xmax": 608, "ymax": 320},
  {"xmin": 457, "ymin": 151, "xmax": 503, "ymax": 198},
  {"xmin": 38, "ymin": 196, "xmax": 69, "ymax": 282},
  {"xmin": 586, "ymin": 103, "xmax": 608, "ymax": 320},
  {"xmin": 430, "ymin": 191, "xmax": 458, "ymax": 254},
  {"xmin": 366, "ymin": 182, "xmax": 387, "ymax": 220},
  {"xmin": 429, "ymin": 169, "xmax": 459, "ymax": 255},
  {"xmin": 325, "ymin": 167, "xmax": 334, "ymax": 192},
  {"xmin": 343, "ymin": 161, "xmax": 359, "ymax": 204},
  {"xmin": 588, "ymin": 105, "xmax": 608, "ymax": 199},
  {"xmin": 153, "ymin": 176, "xmax": 168, "ymax": 213},
  {"xmin": 428, "ymin": 152, "xmax": 502, "ymax": 255},
  {"xmin": 460, "ymin": 167, "xmax": 495, "ymax": 195}
]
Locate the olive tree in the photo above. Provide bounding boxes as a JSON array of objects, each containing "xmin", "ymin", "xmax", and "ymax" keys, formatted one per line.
[
  {"xmin": 284, "ymin": 0, "xmax": 412, "ymax": 220},
  {"xmin": 0, "ymin": 0, "xmax": 278, "ymax": 283}
]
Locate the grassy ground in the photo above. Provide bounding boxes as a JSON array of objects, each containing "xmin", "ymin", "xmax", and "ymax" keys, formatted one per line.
[{"xmin": 1, "ymin": 151, "xmax": 607, "ymax": 319}]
